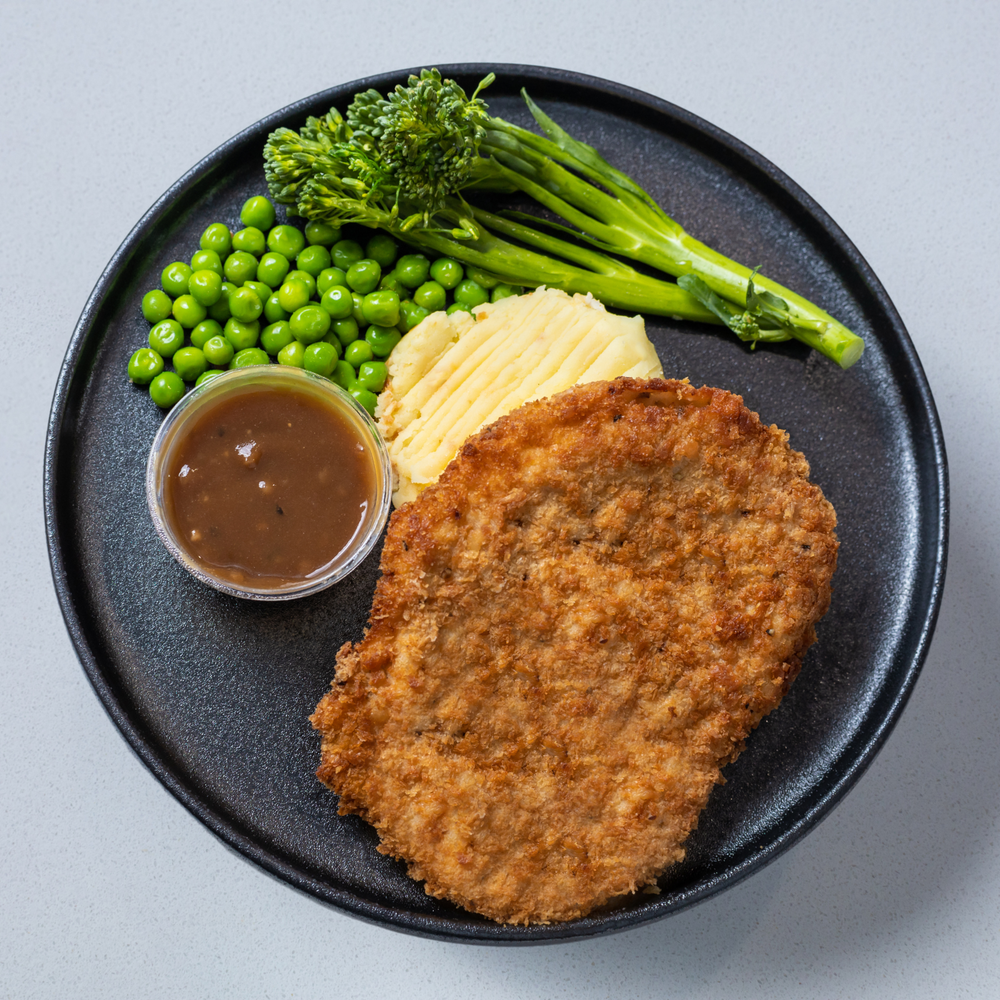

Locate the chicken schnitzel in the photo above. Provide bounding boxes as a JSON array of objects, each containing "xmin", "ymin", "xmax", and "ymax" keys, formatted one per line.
[{"xmin": 311, "ymin": 378, "xmax": 838, "ymax": 924}]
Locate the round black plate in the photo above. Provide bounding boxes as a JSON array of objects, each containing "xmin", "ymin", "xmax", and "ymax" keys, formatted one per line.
[{"xmin": 44, "ymin": 65, "xmax": 947, "ymax": 943}]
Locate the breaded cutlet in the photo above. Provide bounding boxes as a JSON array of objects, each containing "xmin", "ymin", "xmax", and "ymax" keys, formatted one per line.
[{"xmin": 311, "ymin": 378, "xmax": 838, "ymax": 924}]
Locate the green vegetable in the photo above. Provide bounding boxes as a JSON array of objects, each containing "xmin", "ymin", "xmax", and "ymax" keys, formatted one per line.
[
  {"xmin": 398, "ymin": 299, "xmax": 429, "ymax": 331},
  {"xmin": 277, "ymin": 277, "xmax": 310, "ymax": 312},
  {"xmin": 349, "ymin": 385, "xmax": 378, "ymax": 415},
  {"xmin": 224, "ymin": 317, "xmax": 260, "ymax": 350},
  {"xmin": 203, "ymin": 335, "xmax": 235, "ymax": 367},
  {"xmin": 190, "ymin": 319, "xmax": 223, "ymax": 349},
  {"xmin": 361, "ymin": 289, "xmax": 400, "ymax": 327},
  {"xmin": 346, "ymin": 258, "xmax": 381, "ymax": 294},
  {"xmin": 233, "ymin": 227, "xmax": 266, "ymax": 255},
  {"xmin": 267, "ymin": 224, "xmax": 305, "ymax": 259},
  {"xmin": 305, "ymin": 219, "xmax": 341, "ymax": 246},
  {"xmin": 172, "ymin": 294, "xmax": 207, "ymax": 328},
  {"xmin": 223, "ymin": 251, "xmax": 258, "ymax": 286},
  {"xmin": 264, "ymin": 293, "xmax": 289, "ymax": 323},
  {"xmin": 321, "ymin": 285, "xmax": 354, "ymax": 319},
  {"xmin": 357, "ymin": 360, "xmax": 388, "ymax": 392},
  {"xmin": 228, "ymin": 286, "xmax": 263, "ymax": 323},
  {"xmin": 429, "ymin": 257, "xmax": 463, "ymax": 289},
  {"xmin": 296, "ymin": 244, "xmax": 332, "ymax": 277},
  {"xmin": 303, "ymin": 341, "xmax": 339, "ymax": 376},
  {"xmin": 344, "ymin": 339, "xmax": 374, "ymax": 368},
  {"xmin": 241, "ymin": 196, "xmax": 276, "ymax": 231},
  {"xmin": 260, "ymin": 321, "xmax": 294, "ymax": 356},
  {"xmin": 331, "ymin": 359, "xmax": 355, "ymax": 389},
  {"xmin": 331, "ymin": 317, "xmax": 360, "ymax": 346},
  {"xmin": 332, "ymin": 239, "xmax": 364, "ymax": 270},
  {"xmin": 454, "ymin": 278, "xmax": 488, "ymax": 308},
  {"xmin": 190, "ymin": 249, "xmax": 223, "ymax": 276},
  {"xmin": 149, "ymin": 319, "xmax": 185, "ymax": 357},
  {"xmin": 195, "ymin": 369, "xmax": 225, "ymax": 386},
  {"xmin": 287, "ymin": 269, "xmax": 317, "ymax": 298},
  {"xmin": 141, "ymin": 290, "xmax": 173, "ymax": 323},
  {"xmin": 365, "ymin": 324, "xmax": 400, "ymax": 358},
  {"xmin": 208, "ymin": 282, "xmax": 235, "ymax": 322},
  {"xmin": 149, "ymin": 371, "xmax": 185, "ymax": 408},
  {"xmin": 229, "ymin": 347, "xmax": 270, "ymax": 369},
  {"xmin": 161, "ymin": 262, "xmax": 193, "ymax": 297},
  {"xmin": 200, "ymin": 223, "xmax": 232, "ymax": 256},
  {"xmin": 188, "ymin": 269, "xmax": 223, "ymax": 306},
  {"xmin": 128, "ymin": 348, "xmax": 164, "ymax": 384},
  {"xmin": 393, "ymin": 254, "xmax": 430, "ymax": 289},
  {"xmin": 317, "ymin": 267, "xmax": 348, "ymax": 295},
  {"xmin": 277, "ymin": 340, "xmax": 305, "ymax": 367},
  {"xmin": 491, "ymin": 283, "xmax": 521, "ymax": 302},
  {"xmin": 257, "ymin": 252, "xmax": 290, "ymax": 288},
  {"xmin": 173, "ymin": 346, "xmax": 207, "ymax": 382},
  {"xmin": 366, "ymin": 233, "xmax": 398, "ymax": 269},
  {"xmin": 414, "ymin": 280, "xmax": 446, "ymax": 312},
  {"xmin": 289, "ymin": 304, "xmax": 331, "ymax": 343},
  {"xmin": 264, "ymin": 69, "xmax": 864, "ymax": 368}
]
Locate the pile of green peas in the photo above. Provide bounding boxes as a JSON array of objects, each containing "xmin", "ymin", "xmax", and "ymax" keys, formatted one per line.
[{"xmin": 127, "ymin": 194, "xmax": 523, "ymax": 414}]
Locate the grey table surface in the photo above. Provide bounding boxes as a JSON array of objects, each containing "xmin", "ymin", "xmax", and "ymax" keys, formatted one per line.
[{"xmin": 3, "ymin": 0, "xmax": 998, "ymax": 996}]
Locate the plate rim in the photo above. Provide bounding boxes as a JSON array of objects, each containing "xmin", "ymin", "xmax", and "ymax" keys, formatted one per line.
[{"xmin": 43, "ymin": 63, "xmax": 949, "ymax": 944}]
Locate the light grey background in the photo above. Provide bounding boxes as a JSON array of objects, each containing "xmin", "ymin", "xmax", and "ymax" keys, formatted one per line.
[{"xmin": 2, "ymin": 1, "xmax": 997, "ymax": 996}]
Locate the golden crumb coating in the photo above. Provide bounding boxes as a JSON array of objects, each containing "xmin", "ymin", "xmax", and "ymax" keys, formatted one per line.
[{"xmin": 311, "ymin": 378, "xmax": 837, "ymax": 924}]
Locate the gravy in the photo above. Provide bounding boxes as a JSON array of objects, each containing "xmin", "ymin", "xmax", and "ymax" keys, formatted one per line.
[{"xmin": 162, "ymin": 384, "xmax": 376, "ymax": 589}]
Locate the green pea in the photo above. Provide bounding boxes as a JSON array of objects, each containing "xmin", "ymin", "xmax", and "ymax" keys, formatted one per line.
[
  {"xmin": 127, "ymin": 348, "xmax": 164, "ymax": 385},
  {"xmin": 331, "ymin": 359, "xmax": 355, "ymax": 389},
  {"xmin": 223, "ymin": 250, "xmax": 258, "ymax": 286},
  {"xmin": 232, "ymin": 227, "xmax": 266, "ymax": 256},
  {"xmin": 356, "ymin": 360, "xmax": 388, "ymax": 393},
  {"xmin": 305, "ymin": 220, "xmax": 341, "ymax": 246},
  {"xmin": 243, "ymin": 280, "xmax": 272, "ymax": 304},
  {"xmin": 331, "ymin": 317, "xmax": 360, "ymax": 347},
  {"xmin": 491, "ymin": 283, "xmax": 521, "ymax": 302},
  {"xmin": 289, "ymin": 304, "xmax": 331, "ymax": 344},
  {"xmin": 199, "ymin": 223, "xmax": 232, "ymax": 256},
  {"xmin": 173, "ymin": 294, "xmax": 208, "ymax": 329},
  {"xmin": 172, "ymin": 346, "xmax": 207, "ymax": 382},
  {"xmin": 149, "ymin": 371, "xmax": 185, "ymax": 408},
  {"xmin": 317, "ymin": 267, "xmax": 348, "ymax": 296},
  {"xmin": 365, "ymin": 233, "xmax": 398, "ymax": 269},
  {"xmin": 267, "ymin": 224, "xmax": 306, "ymax": 260},
  {"xmin": 257, "ymin": 252, "xmax": 290, "ymax": 289},
  {"xmin": 260, "ymin": 321, "xmax": 293, "ymax": 356},
  {"xmin": 190, "ymin": 319, "xmax": 223, "ymax": 350},
  {"xmin": 346, "ymin": 258, "xmax": 381, "ymax": 295},
  {"xmin": 344, "ymin": 339, "xmax": 374, "ymax": 368},
  {"xmin": 320, "ymin": 285, "xmax": 354, "ymax": 320},
  {"xmin": 195, "ymin": 369, "xmax": 225, "ymax": 387},
  {"xmin": 349, "ymin": 385, "xmax": 378, "ymax": 416},
  {"xmin": 240, "ymin": 196, "xmax": 276, "ymax": 231},
  {"xmin": 394, "ymin": 254, "xmax": 430, "ymax": 289},
  {"xmin": 296, "ymin": 244, "xmax": 332, "ymax": 277},
  {"xmin": 161, "ymin": 262, "xmax": 193, "ymax": 297},
  {"xmin": 149, "ymin": 319, "xmax": 184, "ymax": 357},
  {"xmin": 429, "ymin": 257, "xmax": 463, "ymax": 290},
  {"xmin": 190, "ymin": 249, "xmax": 223, "ymax": 276},
  {"xmin": 228, "ymin": 287, "xmax": 263, "ymax": 323},
  {"xmin": 223, "ymin": 317, "xmax": 260, "ymax": 351},
  {"xmin": 454, "ymin": 279, "xmax": 489, "ymax": 307},
  {"xmin": 446, "ymin": 302, "xmax": 474, "ymax": 316},
  {"xmin": 465, "ymin": 266, "xmax": 500, "ymax": 290},
  {"xmin": 350, "ymin": 293, "xmax": 369, "ymax": 329},
  {"xmin": 277, "ymin": 340, "xmax": 305, "ymax": 367},
  {"xmin": 398, "ymin": 300, "xmax": 429, "ymax": 332},
  {"xmin": 332, "ymin": 239, "xmax": 364, "ymax": 271},
  {"xmin": 264, "ymin": 293, "xmax": 289, "ymax": 324},
  {"xmin": 203, "ymin": 335, "xmax": 234, "ymax": 367},
  {"xmin": 287, "ymin": 269, "xmax": 317, "ymax": 299},
  {"xmin": 365, "ymin": 324, "xmax": 401, "ymax": 358},
  {"xmin": 141, "ymin": 290, "xmax": 173, "ymax": 323},
  {"xmin": 303, "ymin": 341, "xmax": 339, "ymax": 377},
  {"xmin": 188, "ymin": 269, "xmax": 223, "ymax": 307},
  {"xmin": 378, "ymin": 273, "xmax": 402, "ymax": 294},
  {"xmin": 277, "ymin": 278, "xmax": 310, "ymax": 313},
  {"xmin": 208, "ymin": 282, "xmax": 235, "ymax": 322},
  {"xmin": 362, "ymin": 289, "xmax": 400, "ymax": 327},
  {"xmin": 413, "ymin": 280, "xmax": 446, "ymax": 313},
  {"xmin": 229, "ymin": 347, "xmax": 270, "ymax": 369}
]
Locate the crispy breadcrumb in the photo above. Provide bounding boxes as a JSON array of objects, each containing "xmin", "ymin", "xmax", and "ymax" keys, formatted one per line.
[{"xmin": 312, "ymin": 378, "xmax": 837, "ymax": 924}]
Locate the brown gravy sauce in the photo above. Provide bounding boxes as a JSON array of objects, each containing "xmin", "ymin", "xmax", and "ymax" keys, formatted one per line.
[{"xmin": 163, "ymin": 385, "xmax": 376, "ymax": 589}]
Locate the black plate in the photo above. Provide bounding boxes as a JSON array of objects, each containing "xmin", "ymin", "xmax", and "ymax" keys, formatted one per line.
[{"xmin": 44, "ymin": 65, "xmax": 947, "ymax": 943}]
